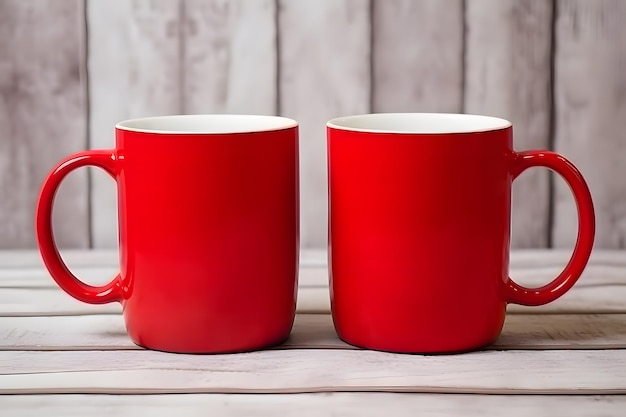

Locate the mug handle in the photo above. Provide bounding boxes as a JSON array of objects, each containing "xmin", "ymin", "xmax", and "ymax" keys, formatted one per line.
[
  {"xmin": 505, "ymin": 150, "xmax": 595, "ymax": 306},
  {"xmin": 35, "ymin": 150, "xmax": 123, "ymax": 304}
]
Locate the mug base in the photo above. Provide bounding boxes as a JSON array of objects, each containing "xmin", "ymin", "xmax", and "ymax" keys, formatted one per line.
[
  {"xmin": 336, "ymin": 333, "xmax": 500, "ymax": 355},
  {"xmin": 130, "ymin": 333, "xmax": 291, "ymax": 354}
]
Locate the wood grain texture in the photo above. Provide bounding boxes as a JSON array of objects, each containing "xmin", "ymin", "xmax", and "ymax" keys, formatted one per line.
[
  {"xmin": 2, "ymin": 313, "xmax": 626, "ymax": 351},
  {"xmin": 553, "ymin": 0, "xmax": 626, "ymax": 249},
  {"xmin": 1, "ymin": 349, "xmax": 625, "ymax": 394},
  {"xmin": 2, "ymin": 269, "xmax": 625, "ymax": 316},
  {"xmin": 0, "ymin": 248, "xmax": 622, "ymax": 270},
  {"xmin": 0, "ymin": 288, "xmax": 120, "ymax": 317},
  {"xmin": 372, "ymin": 0, "xmax": 463, "ymax": 112},
  {"xmin": 0, "ymin": 249, "xmax": 328, "ymax": 288},
  {"xmin": 87, "ymin": 0, "xmax": 182, "ymax": 248},
  {"xmin": 465, "ymin": 0, "xmax": 554, "ymax": 248},
  {"xmin": 278, "ymin": 0, "xmax": 371, "ymax": 249},
  {"xmin": 295, "ymin": 279, "xmax": 626, "ymax": 315},
  {"xmin": 183, "ymin": 0, "xmax": 276, "ymax": 115},
  {"xmin": 0, "ymin": 250, "xmax": 624, "ymax": 315},
  {"xmin": 0, "ymin": 0, "xmax": 88, "ymax": 249},
  {"xmin": 0, "ymin": 251, "xmax": 624, "ymax": 404},
  {"xmin": 496, "ymin": 313, "xmax": 626, "ymax": 349},
  {"xmin": 2, "ymin": 394, "xmax": 626, "ymax": 417},
  {"xmin": 0, "ymin": 286, "xmax": 331, "ymax": 316}
]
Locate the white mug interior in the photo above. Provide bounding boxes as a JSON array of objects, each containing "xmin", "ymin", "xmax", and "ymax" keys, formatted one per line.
[
  {"xmin": 327, "ymin": 113, "xmax": 511, "ymax": 134},
  {"xmin": 116, "ymin": 114, "xmax": 298, "ymax": 134}
]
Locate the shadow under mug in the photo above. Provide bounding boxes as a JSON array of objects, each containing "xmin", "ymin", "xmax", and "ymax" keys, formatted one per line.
[
  {"xmin": 327, "ymin": 113, "xmax": 595, "ymax": 354},
  {"xmin": 36, "ymin": 114, "xmax": 300, "ymax": 353}
]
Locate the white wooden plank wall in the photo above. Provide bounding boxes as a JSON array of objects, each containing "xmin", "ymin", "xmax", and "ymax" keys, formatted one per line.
[
  {"xmin": 1, "ymin": 0, "xmax": 625, "ymax": 250},
  {"xmin": 553, "ymin": 0, "xmax": 626, "ymax": 249},
  {"xmin": 88, "ymin": 0, "xmax": 181, "ymax": 247},
  {"xmin": 465, "ymin": 0, "xmax": 553, "ymax": 248},
  {"xmin": 0, "ymin": 0, "xmax": 89, "ymax": 249},
  {"xmin": 372, "ymin": 0, "xmax": 464, "ymax": 113},
  {"xmin": 278, "ymin": 0, "xmax": 371, "ymax": 249},
  {"xmin": 183, "ymin": 0, "xmax": 276, "ymax": 115}
]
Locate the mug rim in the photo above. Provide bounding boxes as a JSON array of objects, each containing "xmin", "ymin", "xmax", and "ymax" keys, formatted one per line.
[
  {"xmin": 116, "ymin": 114, "xmax": 298, "ymax": 135},
  {"xmin": 327, "ymin": 113, "xmax": 512, "ymax": 134}
]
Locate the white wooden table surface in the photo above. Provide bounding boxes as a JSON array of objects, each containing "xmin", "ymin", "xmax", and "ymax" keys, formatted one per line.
[{"xmin": 1, "ymin": 249, "xmax": 625, "ymax": 416}]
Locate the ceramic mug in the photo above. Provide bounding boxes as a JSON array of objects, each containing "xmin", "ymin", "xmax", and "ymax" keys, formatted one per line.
[
  {"xmin": 327, "ymin": 113, "xmax": 595, "ymax": 353},
  {"xmin": 36, "ymin": 115, "xmax": 300, "ymax": 353}
]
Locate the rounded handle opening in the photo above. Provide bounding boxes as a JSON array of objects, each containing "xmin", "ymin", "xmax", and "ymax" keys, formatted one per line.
[
  {"xmin": 506, "ymin": 151, "xmax": 595, "ymax": 306},
  {"xmin": 36, "ymin": 150, "xmax": 122, "ymax": 304}
]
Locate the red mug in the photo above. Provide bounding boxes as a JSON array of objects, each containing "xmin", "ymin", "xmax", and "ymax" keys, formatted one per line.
[
  {"xmin": 37, "ymin": 115, "xmax": 299, "ymax": 353},
  {"xmin": 327, "ymin": 113, "xmax": 595, "ymax": 353}
]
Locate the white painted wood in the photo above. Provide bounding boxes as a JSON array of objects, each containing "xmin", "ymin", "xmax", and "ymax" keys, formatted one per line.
[
  {"xmin": 372, "ymin": 0, "xmax": 463, "ymax": 112},
  {"xmin": 506, "ymin": 285, "xmax": 626, "ymax": 314},
  {"xmin": 496, "ymin": 313, "xmax": 626, "ymax": 349},
  {"xmin": 0, "ymin": 249, "xmax": 329, "ymax": 289},
  {"xmin": 0, "ymin": 0, "xmax": 88, "ymax": 249},
  {"xmin": 295, "ymin": 313, "xmax": 626, "ymax": 351},
  {"xmin": 0, "ymin": 250, "xmax": 622, "ymax": 317},
  {"xmin": 0, "ymin": 250, "xmax": 623, "ymax": 406},
  {"xmin": 294, "ymin": 286, "xmax": 330, "ymax": 313},
  {"xmin": 0, "ymin": 249, "xmax": 622, "ymax": 315},
  {"xmin": 183, "ymin": 0, "xmax": 276, "ymax": 115},
  {"xmin": 0, "ymin": 267, "xmax": 120, "ymax": 288},
  {"xmin": 289, "ymin": 278, "xmax": 626, "ymax": 315},
  {"xmin": 0, "ymin": 287, "xmax": 329, "ymax": 316},
  {"xmin": 2, "ymin": 260, "xmax": 623, "ymax": 315},
  {"xmin": 1, "ymin": 349, "xmax": 625, "ymax": 394},
  {"xmin": 0, "ymin": 249, "xmax": 329, "ymax": 269},
  {"xmin": 2, "ymin": 314, "xmax": 626, "ymax": 351},
  {"xmin": 0, "ymin": 267, "xmax": 331, "ymax": 290},
  {"xmin": 88, "ymin": 0, "xmax": 182, "ymax": 248},
  {"xmin": 3, "ymin": 279, "xmax": 624, "ymax": 316},
  {"xmin": 0, "ymin": 315, "xmax": 135, "ymax": 350},
  {"xmin": 8, "ymin": 262, "xmax": 626, "ymax": 291},
  {"xmin": 2, "ymin": 393, "xmax": 625, "ymax": 417},
  {"xmin": 1, "ymin": 249, "xmax": 621, "ymax": 270},
  {"xmin": 509, "ymin": 249, "xmax": 626, "ymax": 267},
  {"xmin": 465, "ymin": 0, "xmax": 553, "ymax": 248},
  {"xmin": 553, "ymin": 0, "xmax": 626, "ymax": 249},
  {"xmin": 278, "ymin": 0, "xmax": 370, "ymax": 249},
  {"xmin": 0, "ymin": 250, "xmax": 119, "ymax": 268},
  {"xmin": 0, "ymin": 288, "xmax": 121, "ymax": 316}
]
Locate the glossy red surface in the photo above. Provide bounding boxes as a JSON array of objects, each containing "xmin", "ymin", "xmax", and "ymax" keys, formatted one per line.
[
  {"xmin": 37, "ymin": 120, "xmax": 299, "ymax": 353},
  {"xmin": 327, "ymin": 120, "xmax": 595, "ymax": 353}
]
